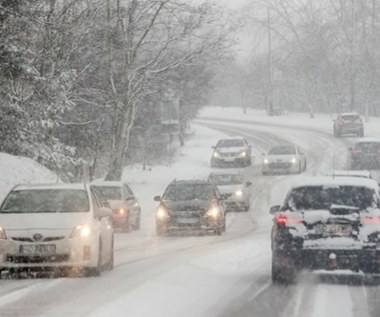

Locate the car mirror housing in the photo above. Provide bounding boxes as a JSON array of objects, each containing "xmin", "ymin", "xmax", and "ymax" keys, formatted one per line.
[
  {"xmin": 246, "ymin": 181, "xmax": 252, "ymax": 187},
  {"xmin": 98, "ymin": 207, "xmax": 112, "ymax": 218},
  {"xmin": 154, "ymin": 195, "xmax": 161, "ymax": 201},
  {"xmin": 269, "ymin": 205, "xmax": 281, "ymax": 214}
]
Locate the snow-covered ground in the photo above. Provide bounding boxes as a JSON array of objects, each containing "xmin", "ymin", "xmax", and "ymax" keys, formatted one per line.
[{"xmin": 1, "ymin": 107, "xmax": 380, "ymax": 317}]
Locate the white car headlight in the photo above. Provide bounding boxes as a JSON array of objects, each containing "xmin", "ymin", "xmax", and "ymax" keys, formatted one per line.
[
  {"xmin": 0, "ymin": 226, "xmax": 7, "ymax": 239},
  {"xmin": 290, "ymin": 157, "xmax": 297, "ymax": 164},
  {"xmin": 213, "ymin": 151, "xmax": 220, "ymax": 158},
  {"xmin": 240, "ymin": 151, "xmax": 247, "ymax": 157},
  {"xmin": 71, "ymin": 224, "xmax": 93, "ymax": 238},
  {"xmin": 206, "ymin": 206, "xmax": 221, "ymax": 218},
  {"xmin": 235, "ymin": 190, "xmax": 244, "ymax": 197},
  {"xmin": 263, "ymin": 158, "xmax": 270, "ymax": 164},
  {"xmin": 157, "ymin": 206, "xmax": 169, "ymax": 219}
]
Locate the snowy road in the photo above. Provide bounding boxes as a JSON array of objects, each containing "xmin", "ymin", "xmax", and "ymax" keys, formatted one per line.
[{"xmin": 1, "ymin": 111, "xmax": 380, "ymax": 317}]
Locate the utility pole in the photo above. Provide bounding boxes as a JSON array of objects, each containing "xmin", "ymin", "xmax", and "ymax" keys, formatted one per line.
[
  {"xmin": 267, "ymin": 4, "xmax": 273, "ymax": 116},
  {"xmin": 349, "ymin": 0, "xmax": 356, "ymax": 112}
]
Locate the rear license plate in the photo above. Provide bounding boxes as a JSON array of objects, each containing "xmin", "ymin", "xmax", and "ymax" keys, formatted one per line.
[
  {"xmin": 19, "ymin": 244, "xmax": 56, "ymax": 255},
  {"xmin": 316, "ymin": 224, "xmax": 352, "ymax": 236},
  {"xmin": 177, "ymin": 218, "xmax": 199, "ymax": 224}
]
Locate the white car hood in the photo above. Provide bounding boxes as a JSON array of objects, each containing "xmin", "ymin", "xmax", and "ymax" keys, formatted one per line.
[
  {"xmin": 0, "ymin": 212, "xmax": 92, "ymax": 232},
  {"xmin": 265, "ymin": 154, "xmax": 297, "ymax": 162}
]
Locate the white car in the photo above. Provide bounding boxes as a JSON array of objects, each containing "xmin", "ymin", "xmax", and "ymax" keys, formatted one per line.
[
  {"xmin": 0, "ymin": 183, "xmax": 114, "ymax": 277},
  {"xmin": 210, "ymin": 138, "xmax": 252, "ymax": 167},
  {"xmin": 207, "ymin": 172, "xmax": 251, "ymax": 211},
  {"xmin": 262, "ymin": 144, "xmax": 307, "ymax": 175}
]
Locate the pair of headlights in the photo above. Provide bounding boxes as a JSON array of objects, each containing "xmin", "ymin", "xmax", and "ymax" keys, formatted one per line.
[
  {"xmin": 263, "ymin": 157, "xmax": 298, "ymax": 164},
  {"xmin": 213, "ymin": 151, "xmax": 247, "ymax": 158},
  {"xmin": 156, "ymin": 206, "xmax": 222, "ymax": 219}
]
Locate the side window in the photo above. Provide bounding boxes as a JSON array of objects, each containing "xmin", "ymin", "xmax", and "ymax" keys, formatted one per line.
[
  {"xmin": 124, "ymin": 184, "xmax": 134, "ymax": 196},
  {"xmin": 90, "ymin": 189, "xmax": 101, "ymax": 210}
]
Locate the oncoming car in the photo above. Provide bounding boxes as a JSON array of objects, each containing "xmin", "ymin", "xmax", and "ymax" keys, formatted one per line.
[
  {"xmin": 154, "ymin": 179, "xmax": 226, "ymax": 236},
  {"xmin": 211, "ymin": 138, "xmax": 252, "ymax": 167},
  {"xmin": 91, "ymin": 181, "xmax": 141, "ymax": 232},
  {"xmin": 270, "ymin": 177, "xmax": 380, "ymax": 284},
  {"xmin": 262, "ymin": 144, "xmax": 307, "ymax": 175},
  {"xmin": 207, "ymin": 171, "xmax": 252, "ymax": 212},
  {"xmin": 0, "ymin": 183, "xmax": 114, "ymax": 277}
]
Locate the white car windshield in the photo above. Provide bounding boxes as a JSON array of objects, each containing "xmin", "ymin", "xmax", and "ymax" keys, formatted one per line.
[
  {"xmin": 217, "ymin": 139, "xmax": 244, "ymax": 147},
  {"xmin": 95, "ymin": 186, "xmax": 121, "ymax": 200},
  {"xmin": 268, "ymin": 146, "xmax": 296, "ymax": 155},
  {"xmin": 0, "ymin": 189, "xmax": 89, "ymax": 213}
]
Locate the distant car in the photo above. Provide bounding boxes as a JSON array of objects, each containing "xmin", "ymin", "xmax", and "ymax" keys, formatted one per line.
[
  {"xmin": 270, "ymin": 176, "xmax": 380, "ymax": 284},
  {"xmin": 91, "ymin": 181, "xmax": 141, "ymax": 232},
  {"xmin": 326, "ymin": 169, "xmax": 372, "ymax": 179},
  {"xmin": 333, "ymin": 113, "xmax": 364, "ymax": 137},
  {"xmin": 154, "ymin": 179, "xmax": 226, "ymax": 236},
  {"xmin": 350, "ymin": 138, "xmax": 380, "ymax": 170},
  {"xmin": 0, "ymin": 183, "xmax": 114, "ymax": 277},
  {"xmin": 207, "ymin": 171, "xmax": 251, "ymax": 212},
  {"xmin": 211, "ymin": 138, "xmax": 252, "ymax": 167},
  {"xmin": 262, "ymin": 144, "xmax": 307, "ymax": 175}
]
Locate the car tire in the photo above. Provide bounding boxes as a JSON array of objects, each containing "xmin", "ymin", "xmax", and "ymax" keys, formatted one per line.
[
  {"xmin": 222, "ymin": 219, "xmax": 226, "ymax": 232},
  {"xmin": 133, "ymin": 212, "xmax": 141, "ymax": 230},
  {"xmin": 271, "ymin": 253, "xmax": 295, "ymax": 284},
  {"xmin": 103, "ymin": 238, "xmax": 114, "ymax": 271},
  {"xmin": 156, "ymin": 224, "xmax": 166, "ymax": 236},
  {"xmin": 122, "ymin": 216, "xmax": 130, "ymax": 233},
  {"xmin": 214, "ymin": 227, "xmax": 222, "ymax": 236},
  {"xmin": 84, "ymin": 241, "xmax": 102, "ymax": 277},
  {"xmin": 304, "ymin": 159, "xmax": 307, "ymax": 171}
]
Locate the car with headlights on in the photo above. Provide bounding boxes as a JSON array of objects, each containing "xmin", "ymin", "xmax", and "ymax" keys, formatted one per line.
[
  {"xmin": 91, "ymin": 181, "xmax": 141, "ymax": 232},
  {"xmin": 210, "ymin": 138, "xmax": 252, "ymax": 167},
  {"xmin": 262, "ymin": 144, "xmax": 306, "ymax": 175},
  {"xmin": 0, "ymin": 183, "xmax": 114, "ymax": 277},
  {"xmin": 207, "ymin": 171, "xmax": 251, "ymax": 212},
  {"xmin": 350, "ymin": 138, "xmax": 380, "ymax": 170},
  {"xmin": 270, "ymin": 176, "xmax": 380, "ymax": 284},
  {"xmin": 154, "ymin": 179, "xmax": 226, "ymax": 236}
]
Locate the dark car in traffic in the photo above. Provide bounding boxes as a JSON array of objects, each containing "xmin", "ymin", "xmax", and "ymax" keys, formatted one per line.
[
  {"xmin": 270, "ymin": 176, "xmax": 380, "ymax": 284},
  {"xmin": 154, "ymin": 179, "xmax": 226, "ymax": 236},
  {"xmin": 333, "ymin": 113, "xmax": 364, "ymax": 137},
  {"xmin": 350, "ymin": 138, "xmax": 380, "ymax": 170}
]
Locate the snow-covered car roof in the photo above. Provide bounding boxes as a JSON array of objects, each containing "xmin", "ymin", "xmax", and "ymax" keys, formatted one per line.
[
  {"xmin": 337, "ymin": 112, "xmax": 360, "ymax": 117},
  {"xmin": 289, "ymin": 176, "xmax": 379, "ymax": 191},
  {"xmin": 354, "ymin": 137, "xmax": 380, "ymax": 144},
  {"xmin": 326, "ymin": 170, "xmax": 372, "ymax": 179},
  {"xmin": 208, "ymin": 170, "xmax": 243, "ymax": 176},
  {"xmin": 14, "ymin": 183, "xmax": 87, "ymax": 191}
]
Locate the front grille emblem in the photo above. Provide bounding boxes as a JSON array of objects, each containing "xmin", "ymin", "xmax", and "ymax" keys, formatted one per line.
[{"xmin": 33, "ymin": 233, "xmax": 43, "ymax": 241}]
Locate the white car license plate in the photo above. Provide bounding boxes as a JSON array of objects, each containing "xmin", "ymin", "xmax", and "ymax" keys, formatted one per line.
[
  {"xmin": 177, "ymin": 218, "xmax": 199, "ymax": 224},
  {"xmin": 19, "ymin": 244, "xmax": 56, "ymax": 255},
  {"xmin": 316, "ymin": 224, "xmax": 352, "ymax": 236}
]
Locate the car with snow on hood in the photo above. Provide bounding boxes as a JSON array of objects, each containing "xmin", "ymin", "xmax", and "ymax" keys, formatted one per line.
[
  {"xmin": 262, "ymin": 144, "xmax": 306, "ymax": 175},
  {"xmin": 207, "ymin": 171, "xmax": 251, "ymax": 212},
  {"xmin": 270, "ymin": 176, "xmax": 380, "ymax": 284},
  {"xmin": 210, "ymin": 138, "xmax": 252, "ymax": 168},
  {"xmin": 0, "ymin": 183, "xmax": 114, "ymax": 277},
  {"xmin": 154, "ymin": 179, "xmax": 226, "ymax": 236},
  {"xmin": 91, "ymin": 180, "xmax": 141, "ymax": 232}
]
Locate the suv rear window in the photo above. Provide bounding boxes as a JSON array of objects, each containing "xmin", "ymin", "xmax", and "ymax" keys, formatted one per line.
[
  {"xmin": 285, "ymin": 185, "xmax": 377, "ymax": 210},
  {"xmin": 163, "ymin": 184, "xmax": 216, "ymax": 201},
  {"xmin": 341, "ymin": 115, "xmax": 360, "ymax": 121},
  {"xmin": 356, "ymin": 142, "xmax": 380, "ymax": 153}
]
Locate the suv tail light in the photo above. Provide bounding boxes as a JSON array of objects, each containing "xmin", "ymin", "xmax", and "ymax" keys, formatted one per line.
[
  {"xmin": 338, "ymin": 119, "xmax": 345, "ymax": 126},
  {"xmin": 352, "ymin": 148, "xmax": 362, "ymax": 155},
  {"xmin": 363, "ymin": 217, "xmax": 380, "ymax": 225},
  {"xmin": 276, "ymin": 215, "xmax": 304, "ymax": 227}
]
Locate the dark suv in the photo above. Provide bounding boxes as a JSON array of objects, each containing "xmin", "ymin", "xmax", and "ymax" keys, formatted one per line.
[
  {"xmin": 154, "ymin": 180, "xmax": 226, "ymax": 236},
  {"xmin": 270, "ymin": 177, "xmax": 380, "ymax": 284},
  {"xmin": 350, "ymin": 138, "xmax": 380, "ymax": 170},
  {"xmin": 211, "ymin": 138, "xmax": 252, "ymax": 167},
  {"xmin": 333, "ymin": 113, "xmax": 364, "ymax": 137}
]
